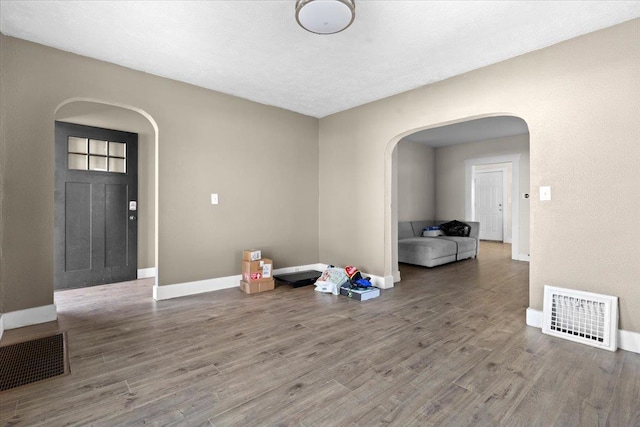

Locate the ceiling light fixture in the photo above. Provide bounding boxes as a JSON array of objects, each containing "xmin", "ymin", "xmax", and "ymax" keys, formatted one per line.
[{"xmin": 295, "ymin": 0, "xmax": 356, "ymax": 35}]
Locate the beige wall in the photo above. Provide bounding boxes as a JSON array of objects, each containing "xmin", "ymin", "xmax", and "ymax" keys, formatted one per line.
[
  {"xmin": 434, "ymin": 133, "xmax": 530, "ymax": 255},
  {"xmin": 397, "ymin": 140, "xmax": 435, "ymax": 222},
  {"xmin": 1, "ymin": 19, "xmax": 639, "ymax": 334},
  {"xmin": 55, "ymin": 101, "xmax": 156, "ymax": 269},
  {"xmin": 0, "ymin": 35, "xmax": 319, "ymax": 313},
  {"xmin": 319, "ymin": 19, "xmax": 640, "ymax": 331}
]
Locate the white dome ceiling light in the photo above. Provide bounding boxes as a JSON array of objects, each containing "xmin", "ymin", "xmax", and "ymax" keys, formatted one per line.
[{"xmin": 295, "ymin": 0, "xmax": 355, "ymax": 35}]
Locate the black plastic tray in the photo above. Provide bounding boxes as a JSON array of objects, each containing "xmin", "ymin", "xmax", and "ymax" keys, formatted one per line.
[{"xmin": 273, "ymin": 270, "xmax": 322, "ymax": 288}]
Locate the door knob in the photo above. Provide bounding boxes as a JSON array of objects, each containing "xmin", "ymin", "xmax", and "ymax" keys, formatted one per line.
[{"xmin": 129, "ymin": 215, "xmax": 137, "ymax": 221}]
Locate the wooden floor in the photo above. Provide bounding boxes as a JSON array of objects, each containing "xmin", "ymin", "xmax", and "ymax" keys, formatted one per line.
[{"xmin": 1, "ymin": 242, "xmax": 639, "ymax": 426}]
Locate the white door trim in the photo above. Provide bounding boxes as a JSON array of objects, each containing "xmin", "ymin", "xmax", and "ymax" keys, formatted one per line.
[{"xmin": 465, "ymin": 154, "xmax": 521, "ymax": 260}]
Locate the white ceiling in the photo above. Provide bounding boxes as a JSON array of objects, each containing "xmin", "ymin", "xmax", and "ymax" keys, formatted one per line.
[{"xmin": 1, "ymin": 1, "xmax": 639, "ymax": 118}]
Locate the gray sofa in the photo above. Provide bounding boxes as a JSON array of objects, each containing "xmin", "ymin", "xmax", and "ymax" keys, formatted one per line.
[{"xmin": 398, "ymin": 220, "xmax": 480, "ymax": 268}]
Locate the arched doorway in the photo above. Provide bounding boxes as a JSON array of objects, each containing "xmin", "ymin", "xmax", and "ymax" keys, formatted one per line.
[
  {"xmin": 384, "ymin": 114, "xmax": 530, "ymax": 283},
  {"xmin": 54, "ymin": 99, "xmax": 159, "ymax": 291}
]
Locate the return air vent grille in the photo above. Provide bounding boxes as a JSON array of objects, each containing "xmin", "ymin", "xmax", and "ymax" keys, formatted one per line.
[{"xmin": 542, "ymin": 285, "xmax": 618, "ymax": 351}]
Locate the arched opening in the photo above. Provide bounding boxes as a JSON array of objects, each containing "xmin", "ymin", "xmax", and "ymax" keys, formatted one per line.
[
  {"xmin": 54, "ymin": 99, "xmax": 159, "ymax": 293},
  {"xmin": 384, "ymin": 114, "xmax": 530, "ymax": 283}
]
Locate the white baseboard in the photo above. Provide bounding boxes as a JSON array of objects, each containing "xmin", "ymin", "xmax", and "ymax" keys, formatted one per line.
[
  {"xmin": 276, "ymin": 263, "xmax": 327, "ymax": 276},
  {"xmin": 526, "ymin": 307, "xmax": 543, "ymax": 328},
  {"xmin": 518, "ymin": 254, "xmax": 530, "ymax": 262},
  {"xmin": 0, "ymin": 314, "xmax": 4, "ymax": 341},
  {"xmin": 153, "ymin": 263, "xmax": 396, "ymax": 300},
  {"xmin": 367, "ymin": 273, "xmax": 394, "ymax": 289},
  {"xmin": 1, "ymin": 304, "xmax": 57, "ymax": 331},
  {"xmin": 137, "ymin": 267, "xmax": 156, "ymax": 279},
  {"xmin": 153, "ymin": 263, "xmax": 326, "ymax": 301},
  {"xmin": 619, "ymin": 330, "xmax": 640, "ymax": 354},
  {"xmin": 153, "ymin": 275, "xmax": 241, "ymax": 300},
  {"xmin": 526, "ymin": 307, "xmax": 639, "ymax": 354},
  {"xmin": 392, "ymin": 270, "xmax": 401, "ymax": 283}
]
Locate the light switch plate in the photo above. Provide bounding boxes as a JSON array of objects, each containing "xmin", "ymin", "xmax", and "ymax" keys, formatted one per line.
[
  {"xmin": 540, "ymin": 186, "xmax": 551, "ymax": 201},
  {"xmin": 211, "ymin": 193, "xmax": 219, "ymax": 205}
]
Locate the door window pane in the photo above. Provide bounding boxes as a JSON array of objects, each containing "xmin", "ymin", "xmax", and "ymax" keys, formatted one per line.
[
  {"xmin": 89, "ymin": 155, "xmax": 108, "ymax": 171},
  {"xmin": 109, "ymin": 142, "xmax": 126, "ymax": 158},
  {"xmin": 89, "ymin": 139, "xmax": 108, "ymax": 156},
  {"xmin": 68, "ymin": 137, "xmax": 88, "ymax": 154},
  {"xmin": 68, "ymin": 138, "xmax": 128, "ymax": 173},
  {"xmin": 109, "ymin": 158, "xmax": 126, "ymax": 173},
  {"xmin": 68, "ymin": 154, "xmax": 88, "ymax": 170}
]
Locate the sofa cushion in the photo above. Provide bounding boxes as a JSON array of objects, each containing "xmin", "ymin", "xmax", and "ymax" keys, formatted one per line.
[
  {"xmin": 398, "ymin": 237, "xmax": 457, "ymax": 260},
  {"xmin": 438, "ymin": 236, "xmax": 477, "ymax": 254}
]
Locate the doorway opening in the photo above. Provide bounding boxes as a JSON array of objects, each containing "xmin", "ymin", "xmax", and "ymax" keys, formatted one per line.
[
  {"xmin": 465, "ymin": 154, "xmax": 524, "ymax": 261},
  {"xmin": 54, "ymin": 99, "xmax": 158, "ymax": 290},
  {"xmin": 386, "ymin": 115, "xmax": 530, "ymax": 282}
]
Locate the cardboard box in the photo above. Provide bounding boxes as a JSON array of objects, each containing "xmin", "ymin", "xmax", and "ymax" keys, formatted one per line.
[
  {"xmin": 240, "ymin": 279, "xmax": 275, "ymax": 294},
  {"xmin": 242, "ymin": 249, "xmax": 262, "ymax": 261},
  {"xmin": 242, "ymin": 258, "xmax": 273, "ymax": 282},
  {"xmin": 340, "ymin": 285, "xmax": 380, "ymax": 301}
]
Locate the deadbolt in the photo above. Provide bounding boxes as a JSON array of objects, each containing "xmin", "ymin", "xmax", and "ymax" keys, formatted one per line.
[{"xmin": 129, "ymin": 215, "xmax": 137, "ymax": 221}]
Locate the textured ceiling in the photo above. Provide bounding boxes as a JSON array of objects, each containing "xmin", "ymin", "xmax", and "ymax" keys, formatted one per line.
[{"xmin": 1, "ymin": 1, "xmax": 639, "ymax": 118}]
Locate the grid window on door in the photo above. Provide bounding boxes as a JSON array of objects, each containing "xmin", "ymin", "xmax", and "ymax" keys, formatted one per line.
[{"xmin": 67, "ymin": 137, "xmax": 126, "ymax": 173}]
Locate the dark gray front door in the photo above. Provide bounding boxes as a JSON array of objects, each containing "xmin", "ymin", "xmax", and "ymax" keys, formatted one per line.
[{"xmin": 54, "ymin": 121, "xmax": 138, "ymax": 289}]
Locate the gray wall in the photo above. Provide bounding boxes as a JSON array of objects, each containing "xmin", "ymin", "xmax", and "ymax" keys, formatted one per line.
[
  {"xmin": 318, "ymin": 19, "xmax": 640, "ymax": 332},
  {"xmin": 397, "ymin": 140, "xmax": 435, "ymax": 222},
  {"xmin": 0, "ymin": 35, "xmax": 319, "ymax": 313}
]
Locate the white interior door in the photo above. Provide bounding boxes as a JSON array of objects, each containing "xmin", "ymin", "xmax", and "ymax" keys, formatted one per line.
[{"xmin": 475, "ymin": 171, "xmax": 504, "ymax": 241}]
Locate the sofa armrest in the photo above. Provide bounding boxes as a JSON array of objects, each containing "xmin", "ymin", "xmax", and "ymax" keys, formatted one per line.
[
  {"xmin": 466, "ymin": 221, "xmax": 480, "ymax": 239},
  {"xmin": 466, "ymin": 221, "xmax": 480, "ymax": 257}
]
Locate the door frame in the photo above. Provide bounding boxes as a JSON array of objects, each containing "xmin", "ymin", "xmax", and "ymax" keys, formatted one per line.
[
  {"xmin": 465, "ymin": 154, "xmax": 521, "ymax": 260},
  {"xmin": 472, "ymin": 167, "xmax": 509, "ymax": 243},
  {"xmin": 54, "ymin": 121, "xmax": 139, "ymax": 289}
]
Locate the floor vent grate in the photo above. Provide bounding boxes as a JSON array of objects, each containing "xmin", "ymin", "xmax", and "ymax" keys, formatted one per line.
[
  {"xmin": 543, "ymin": 286, "xmax": 618, "ymax": 351},
  {"xmin": 0, "ymin": 332, "xmax": 69, "ymax": 391}
]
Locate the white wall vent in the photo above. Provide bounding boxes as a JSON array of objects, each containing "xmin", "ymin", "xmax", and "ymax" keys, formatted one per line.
[{"xmin": 542, "ymin": 285, "xmax": 618, "ymax": 352}]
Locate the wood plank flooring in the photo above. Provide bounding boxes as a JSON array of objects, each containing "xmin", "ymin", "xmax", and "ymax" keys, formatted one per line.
[{"xmin": 1, "ymin": 242, "xmax": 639, "ymax": 426}]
